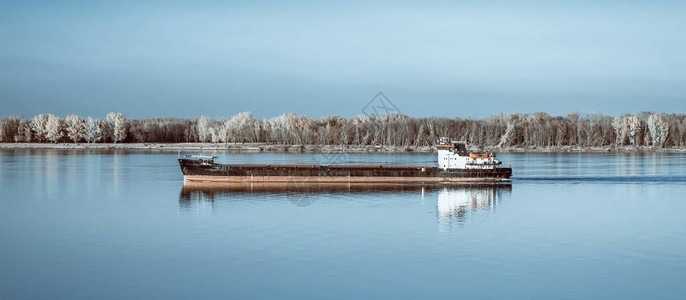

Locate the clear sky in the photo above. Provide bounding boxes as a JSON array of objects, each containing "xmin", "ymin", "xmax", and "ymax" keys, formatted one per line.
[{"xmin": 1, "ymin": 0, "xmax": 685, "ymax": 119}]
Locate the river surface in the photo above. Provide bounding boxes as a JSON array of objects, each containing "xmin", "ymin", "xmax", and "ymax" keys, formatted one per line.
[{"xmin": 1, "ymin": 149, "xmax": 685, "ymax": 299}]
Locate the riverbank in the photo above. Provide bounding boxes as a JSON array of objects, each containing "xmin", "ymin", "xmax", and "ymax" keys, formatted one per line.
[{"xmin": 2, "ymin": 143, "xmax": 686, "ymax": 153}]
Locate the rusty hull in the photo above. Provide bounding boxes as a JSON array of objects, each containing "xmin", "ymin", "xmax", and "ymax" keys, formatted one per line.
[{"xmin": 179, "ymin": 158, "xmax": 512, "ymax": 183}]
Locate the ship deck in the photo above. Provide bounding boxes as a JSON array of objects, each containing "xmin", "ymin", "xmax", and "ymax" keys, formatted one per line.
[{"xmin": 179, "ymin": 159, "xmax": 512, "ymax": 183}]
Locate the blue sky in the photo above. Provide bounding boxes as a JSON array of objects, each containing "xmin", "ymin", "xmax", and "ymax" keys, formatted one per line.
[{"xmin": 1, "ymin": 0, "xmax": 685, "ymax": 119}]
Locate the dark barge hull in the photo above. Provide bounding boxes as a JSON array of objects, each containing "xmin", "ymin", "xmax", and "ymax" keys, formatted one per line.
[{"xmin": 179, "ymin": 159, "xmax": 512, "ymax": 183}]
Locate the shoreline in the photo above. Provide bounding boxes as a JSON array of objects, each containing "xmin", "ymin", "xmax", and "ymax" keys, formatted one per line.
[{"xmin": 1, "ymin": 143, "xmax": 686, "ymax": 153}]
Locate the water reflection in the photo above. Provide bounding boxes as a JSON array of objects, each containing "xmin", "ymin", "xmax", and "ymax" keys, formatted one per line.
[
  {"xmin": 179, "ymin": 181, "xmax": 512, "ymax": 225},
  {"xmin": 437, "ymin": 184, "xmax": 511, "ymax": 230},
  {"xmin": 179, "ymin": 181, "xmax": 443, "ymax": 208}
]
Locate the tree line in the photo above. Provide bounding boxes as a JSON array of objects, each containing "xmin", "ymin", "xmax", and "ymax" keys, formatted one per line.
[{"xmin": 1, "ymin": 111, "xmax": 685, "ymax": 148}]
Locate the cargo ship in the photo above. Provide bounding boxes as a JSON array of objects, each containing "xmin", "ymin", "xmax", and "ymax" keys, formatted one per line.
[{"xmin": 178, "ymin": 137, "xmax": 512, "ymax": 183}]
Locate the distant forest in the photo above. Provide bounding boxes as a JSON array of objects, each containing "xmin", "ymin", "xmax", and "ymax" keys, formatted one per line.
[{"xmin": 1, "ymin": 111, "xmax": 685, "ymax": 148}]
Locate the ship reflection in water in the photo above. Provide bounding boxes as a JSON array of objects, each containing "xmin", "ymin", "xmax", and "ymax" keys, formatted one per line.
[
  {"xmin": 436, "ymin": 184, "xmax": 511, "ymax": 230},
  {"xmin": 179, "ymin": 181, "xmax": 512, "ymax": 227},
  {"xmin": 179, "ymin": 181, "xmax": 447, "ymax": 206}
]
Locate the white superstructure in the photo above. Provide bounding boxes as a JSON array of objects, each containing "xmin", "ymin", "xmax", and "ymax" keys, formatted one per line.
[{"xmin": 436, "ymin": 137, "xmax": 502, "ymax": 170}]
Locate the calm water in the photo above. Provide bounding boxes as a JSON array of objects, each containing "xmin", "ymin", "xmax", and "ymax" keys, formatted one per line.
[{"xmin": 1, "ymin": 149, "xmax": 686, "ymax": 299}]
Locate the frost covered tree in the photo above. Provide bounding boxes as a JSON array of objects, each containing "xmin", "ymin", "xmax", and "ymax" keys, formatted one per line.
[
  {"xmin": 220, "ymin": 111, "xmax": 256, "ymax": 143},
  {"xmin": 497, "ymin": 114, "xmax": 519, "ymax": 148},
  {"xmin": 30, "ymin": 114, "xmax": 49, "ymax": 142},
  {"xmin": 626, "ymin": 116, "xmax": 642, "ymax": 146},
  {"xmin": 100, "ymin": 118, "xmax": 112, "ymax": 142},
  {"xmin": 184, "ymin": 124, "xmax": 198, "ymax": 142},
  {"xmin": 234, "ymin": 111, "xmax": 257, "ymax": 142},
  {"xmin": 197, "ymin": 116, "xmax": 211, "ymax": 142},
  {"xmin": 65, "ymin": 114, "xmax": 85, "ymax": 143},
  {"xmin": 498, "ymin": 122, "xmax": 515, "ymax": 147},
  {"xmin": 612, "ymin": 116, "xmax": 625, "ymax": 145},
  {"xmin": 647, "ymin": 114, "xmax": 669, "ymax": 147},
  {"xmin": 209, "ymin": 126, "xmax": 220, "ymax": 143},
  {"xmin": 16, "ymin": 119, "xmax": 32, "ymax": 142},
  {"xmin": 105, "ymin": 112, "xmax": 127, "ymax": 143},
  {"xmin": 267, "ymin": 114, "xmax": 290, "ymax": 144},
  {"xmin": 45, "ymin": 114, "xmax": 62, "ymax": 143},
  {"xmin": 218, "ymin": 121, "xmax": 231, "ymax": 143},
  {"xmin": 84, "ymin": 117, "xmax": 101, "ymax": 143},
  {"xmin": 113, "ymin": 113, "xmax": 127, "ymax": 143},
  {"xmin": 4, "ymin": 110, "xmax": 686, "ymax": 148},
  {"xmin": 555, "ymin": 122, "xmax": 566, "ymax": 146},
  {"xmin": 100, "ymin": 112, "xmax": 128, "ymax": 144}
]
